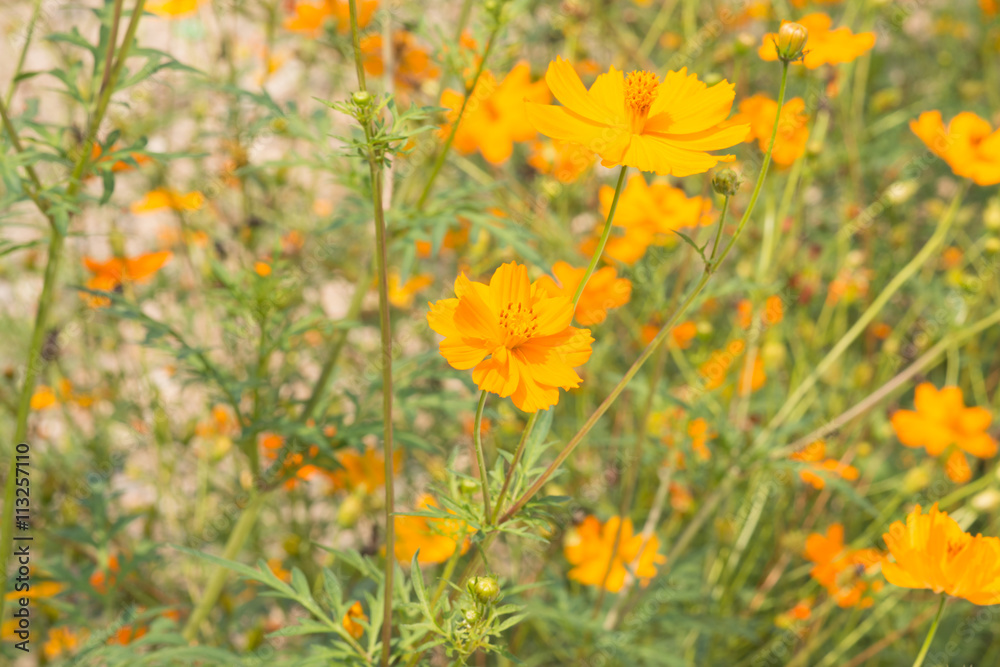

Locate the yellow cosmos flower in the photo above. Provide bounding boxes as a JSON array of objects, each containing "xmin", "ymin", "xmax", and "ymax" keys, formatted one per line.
[
  {"xmin": 427, "ymin": 262, "xmax": 593, "ymax": 413},
  {"xmin": 525, "ymin": 57, "xmax": 749, "ymax": 176},
  {"xmin": 563, "ymin": 515, "xmax": 665, "ymax": 592},
  {"xmin": 911, "ymin": 111, "xmax": 1000, "ymax": 186},
  {"xmin": 882, "ymin": 504, "xmax": 1000, "ymax": 605},
  {"xmin": 534, "ymin": 261, "xmax": 631, "ymax": 326},
  {"xmin": 759, "ymin": 14, "xmax": 875, "ymax": 68}
]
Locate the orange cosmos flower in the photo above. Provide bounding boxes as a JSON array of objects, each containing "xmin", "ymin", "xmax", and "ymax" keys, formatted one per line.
[
  {"xmin": 791, "ymin": 440, "xmax": 859, "ymax": 489},
  {"xmin": 43, "ymin": 627, "xmax": 81, "ymax": 660},
  {"xmin": 671, "ymin": 320, "xmax": 698, "ymax": 349},
  {"xmin": 394, "ymin": 495, "xmax": 470, "ymax": 565},
  {"xmin": 329, "ymin": 0, "xmax": 377, "ymax": 34},
  {"xmin": 146, "ymin": 0, "xmax": 199, "ymax": 17},
  {"xmin": 760, "ymin": 14, "xmax": 875, "ymax": 68},
  {"xmin": 687, "ymin": 418, "xmax": 715, "ymax": 461},
  {"xmin": 525, "ymin": 57, "xmax": 749, "ymax": 176},
  {"xmin": 4, "ymin": 580, "xmax": 65, "ymax": 601},
  {"xmin": 584, "ymin": 173, "xmax": 713, "ymax": 264},
  {"xmin": 725, "ymin": 94, "xmax": 810, "ymax": 166},
  {"xmin": 81, "ymin": 251, "xmax": 172, "ymax": 307},
  {"xmin": 361, "ymin": 30, "xmax": 439, "ymax": 93},
  {"xmin": 254, "ymin": 261, "xmax": 272, "ymax": 277},
  {"xmin": 439, "ymin": 62, "xmax": 551, "ymax": 164},
  {"xmin": 882, "ymin": 504, "xmax": 1000, "ymax": 605},
  {"xmin": 387, "ymin": 273, "xmax": 433, "ymax": 308},
  {"xmin": 564, "ymin": 515, "xmax": 665, "ymax": 592},
  {"xmin": 805, "ymin": 524, "xmax": 880, "ymax": 608},
  {"xmin": 416, "ymin": 219, "xmax": 470, "ymax": 258},
  {"xmin": 30, "ymin": 386, "xmax": 57, "ymax": 410},
  {"xmin": 910, "ymin": 111, "xmax": 1000, "ymax": 186},
  {"xmin": 534, "ymin": 261, "xmax": 631, "ymax": 326},
  {"xmin": 527, "ymin": 139, "xmax": 596, "ymax": 183},
  {"xmin": 342, "ymin": 601, "xmax": 368, "ymax": 639},
  {"xmin": 130, "ymin": 188, "xmax": 204, "ymax": 214},
  {"xmin": 891, "ymin": 383, "xmax": 997, "ymax": 461},
  {"xmin": 90, "ymin": 555, "xmax": 121, "ymax": 594},
  {"xmin": 326, "ymin": 446, "xmax": 402, "ymax": 494},
  {"xmin": 109, "ymin": 624, "xmax": 148, "ymax": 645},
  {"xmin": 427, "ymin": 262, "xmax": 594, "ymax": 413}
]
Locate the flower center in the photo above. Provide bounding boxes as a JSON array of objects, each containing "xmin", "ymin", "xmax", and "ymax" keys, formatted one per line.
[
  {"xmin": 624, "ymin": 70, "xmax": 660, "ymax": 133},
  {"xmin": 498, "ymin": 301, "xmax": 538, "ymax": 348}
]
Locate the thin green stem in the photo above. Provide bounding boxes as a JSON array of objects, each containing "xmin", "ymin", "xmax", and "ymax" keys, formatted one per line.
[
  {"xmin": 473, "ymin": 390, "xmax": 492, "ymax": 523},
  {"xmin": 182, "ymin": 493, "xmax": 267, "ymax": 640},
  {"xmin": 491, "ymin": 412, "xmax": 538, "ymax": 524},
  {"xmin": 0, "ymin": 227, "xmax": 63, "ymax": 620},
  {"xmin": 911, "ymin": 596, "xmax": 946, "ymax": 667},
  {"xmin": 498, "ymin": 63, "xmax": 791, "ymax": 526},
  {"xmin": 416, "ymin": 26, "xmax": 499, "ymax": 210},
  {"xmin": 573, "ymin": 165, "xmax": 628, "ymax": 307},
  {"xmin": 758, "ymin": 182, "xmax": 967, "ymax": 445},
  {"xmin": 348, "ymin": 2, "xmax": 396, "ymax": 661},
  {"xmin": 4, "ymin": 0, "xmax": 44, "ymax": 106},
  {"xmin": 708, "ymin": 194, "xmax": 731, "ymax": 262}
]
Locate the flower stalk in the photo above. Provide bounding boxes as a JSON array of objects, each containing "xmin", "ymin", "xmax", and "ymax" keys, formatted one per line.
[
  {"xmin": 573, "ymin": 165, "xmax": 628, "ymax": 307},
  {"xmin": 911, "ymin": 595, "xmax": 946, "ymax": 667}
]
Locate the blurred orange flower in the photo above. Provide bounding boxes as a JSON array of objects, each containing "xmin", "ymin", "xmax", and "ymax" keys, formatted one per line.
[
  {"xmin": 882, "ymin": 504, "xmax": 1000, "ymax": 605},
  {"xmin": 687, "ymin": 418, "xmax": 715, "ymax": 461},
  {"xmin": 527, "ymin": 139, "xmax": 595, "ymax": 183},
  {"xmin": 416, "ymin": 220, "xmax": 470, "ymax": 258},
  {"xmin": 791, "ymin": 440, "xmax": 859, "ymax": 489},
  {"xmin": 534, "ymin": 261, "xmax": 631, "ymax": 325},
  {"xmin": 130, "ymin": 188, "xmax": 204, "ymax": 214},
  {"xmin": 43, "ymin": 627, "xmax": 81, "ymax": 660},
  {"xmin": 326, "ymin": 446, "xmax": 402, "ymax": 494},
  {"xmin": 564, "ymin": 515, "xmax": 665, "ymax": 592},
  {"xmin": 526, "ymin": 58, "xmax": 748, "ymax": 175},
  {"xmin": 361, "ymin": 30, "xmax": 439, "ymax": 92},
  {"xmin": 427, "ymin": 263, "xmax": 593, "ymax": 413},
  {"xmin": 891, "ymin": 384, "xmax": 997, "ymax": 469},
  {"xmin": 670, "ymin": 320, "xmax": 698, "ymax": 349},
  {"xmin": 90, "ymin": 555, "xmax": 121, "ymax": 594},
  {"xmin": 911, "ymin": 111, "xmax": 1000, "ymax": 186},
  {"xmin": 82, "ymin": 251, "xmax": 172, "ymax": 307},
  {"xmin": 726, "ymin": 94, "xmax": 810, "ymax": 166},
  {"xmin": 585, "ymin": 173, "xmax": 713, "ymax": 265},
  {"xmin": 805, "ymin": 524, "xmax": 880, "ymax": 608},
  {"xmin": 388, "ymin": 273, "xmax": 433, "ymax": 308},
  {"xmin": 394, "ymin": 495, "xmax": 470, "ymax": 564},
  {"xmin": 440, "ymin": 62, "xmax": 550, "ymax": 164},
  {"xmin": 760, "ymin": 14, "xmax": 875, "ymax": 68},
  {"xmin": 343, "ymin": 601, "xmax": 367, "ymax": 639}
]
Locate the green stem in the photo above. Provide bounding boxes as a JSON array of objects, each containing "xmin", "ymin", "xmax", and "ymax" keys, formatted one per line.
[
  {"xmin": 498, "ymin": 63, "xmax": 791, "ymax": 526},
  {"xmin": 348, "ymin": 3, "xmax": 396, "ymax": 661},
  {"xmin": 473, "ymin": 390, "xmax": 492, "ymax": 523},
  {"xmin": 708, "ymin": 194, "xmax": 731, "ymax": 262},
  {"xmin": 5, "ymin": 0, "xmax": 44, "ymax": 106},
  {"xmin": 760, "ymin": 182, "xmax": 966, "ymax": 441},
  {"xmin": 416, "ymin": 26, "xmax": 499, "ymax": 210},
  {"xmin": 491, "ymin": 412, "xmax": 538, "ymax": 524},
  {"xmin": 911, "ymin": 596, "xmax": 946, "ymax": 667},
  {"xmin": 0, "ymin": 227, "xmax": 63, "ymax": 620},
  {"xmin": 573, "ymin": 165, "xmax": 628, "ymax": 307},
  {"xmin": 182, "ymin": 493, "xmax": 267, "ymax": 640}
]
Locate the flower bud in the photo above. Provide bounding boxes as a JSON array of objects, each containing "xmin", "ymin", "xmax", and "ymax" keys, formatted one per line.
[
  {"xmin": 468, "ymin": 576, "xmax": 500, "ymax": 604},
  {"xmin": 337, "ymin": 494, "xmax": 364, "ymax": 528},
  {"xmin": 776, "ymin": 22, "xmax": 808, "ymax": 63},
  {"xmin": 463, "ymin": 608, "xmax": 481, "ymax": 624},
  {"xmin": 712, "ymin": 168, "xmax": 740, "ymax": 196},
  {"xmin": 352, "ymin": 91, "xmax": 374, "ymax": 108}
]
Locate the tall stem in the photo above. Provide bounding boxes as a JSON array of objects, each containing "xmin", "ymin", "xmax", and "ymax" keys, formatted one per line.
[
  {"xmin": 491, "ymin": 412, "xmax": 538, "ymax": 523},
  {"xmin": 573, "ymin": 166, "xmax": 628, "ymax": 306},
  {"xmin": 498, "ymin": 62, "xmax": 791, "ymax": 526},
  {"xmin": 416, "ymin": 26, "xmax": 499, "ymax": 210},
  {"xmin": 911, "ymin": 596, "xmax": 946, "ymax": 667},
  {"xmin": 473, "ymin": 391, "xmax": 492, "ymax": 523},
  {"xmin": 347, "ymin": 2, "xmax": 395, "ymax": 662}
]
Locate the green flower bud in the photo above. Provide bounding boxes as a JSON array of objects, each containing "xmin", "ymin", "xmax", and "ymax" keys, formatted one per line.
[
  {"xmin": 712, "ymin": 168, "xmax": 740, "ymax": 196},
  {"xmin": 352, "ymin": 91, "xmax": 374, "ymax": 108},
  {"xmin": 469, "ymin": 576, "xmax": 500, "ymax": 604}
]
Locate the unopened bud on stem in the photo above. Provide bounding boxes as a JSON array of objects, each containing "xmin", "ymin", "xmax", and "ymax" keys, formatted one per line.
[{"xmin": 775, "ymin": 22, "xmax": 808, "ymax": 63}]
